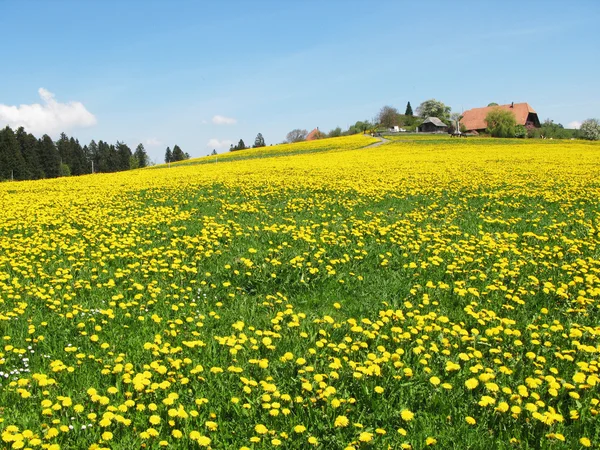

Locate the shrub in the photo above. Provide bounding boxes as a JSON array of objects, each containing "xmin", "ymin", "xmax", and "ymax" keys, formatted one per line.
[{"xmin": 514, "ymin": 125, "xmax": 527, "ymax": 138}]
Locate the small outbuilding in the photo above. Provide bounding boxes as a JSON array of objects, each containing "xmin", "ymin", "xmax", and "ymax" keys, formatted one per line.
[{"xmin": 418, "ymin": 117, "xmax": 448, "ymax": 133}]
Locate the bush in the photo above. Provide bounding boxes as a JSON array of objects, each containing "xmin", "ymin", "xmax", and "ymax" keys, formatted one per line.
[
  {"xmin": 59, "ymin": 163, "xmax": 71, "ymax": 177},
  {"xmin": 514, "ymin": 125, "xmax": 527, "ymax": 138},
  {"xmin": 580, "ymin": 119, "xmax": 600, "ymax": 141}
]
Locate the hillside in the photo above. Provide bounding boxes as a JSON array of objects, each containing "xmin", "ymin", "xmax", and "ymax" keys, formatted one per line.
[{"xmin": 1, "ymin": 137, "xmax": 600, "ymax": 449}]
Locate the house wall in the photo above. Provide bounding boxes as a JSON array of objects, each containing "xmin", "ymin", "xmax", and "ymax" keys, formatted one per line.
[{"xmin": 419, "ymin": 123, "xmax": 447, "ymax": 133}]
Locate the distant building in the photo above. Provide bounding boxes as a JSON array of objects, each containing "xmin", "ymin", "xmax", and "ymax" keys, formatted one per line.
[
  {"xmin": 306, "ymin": 127, "xmax": 322, "ymax": 141},
  {"xmin": 418, "ymin": 117, "xmax": 448, "ymax": 133},
  {"xmin": 461, "ymin": 102, "xmax": 540, "ymax": 133}
]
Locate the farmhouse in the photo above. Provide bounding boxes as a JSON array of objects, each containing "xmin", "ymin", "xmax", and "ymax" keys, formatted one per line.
[
  {"xmin": 418, "ymin": 117, "xmax": 448, "ymax": 133},
  {"xmin": 461, "ymin": 102, "xmax": 540, "ymax": 133},
  {"xmin": 306, "ymin": 127, "xmax": 321, "ymax": 141}
]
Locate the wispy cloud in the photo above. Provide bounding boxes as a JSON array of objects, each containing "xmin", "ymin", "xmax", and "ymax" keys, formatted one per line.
[
  {"xmin": 207, "ymin": 138, "xmax": 232, "ymax": 150},
  {"xmin": 0, "ymin": 88, "xmax": 96, "ymax": 136},
  {"xmin": 212, "ymin": 115, "xmax": 236, "ymax": 125},
  {"xmin": 145, "ymin": 137, "xmax": 163, "ymax": 146}
]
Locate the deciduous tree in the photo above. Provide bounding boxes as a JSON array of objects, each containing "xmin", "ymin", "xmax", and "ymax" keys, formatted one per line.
[
  {"xmin": 416, "ymin": 99, "xmax": 451, "ymax": 121},
  {"xmin": 580, "ymin": 119, "xmax": 600, "ymax": 140},
  {"xmin": 286, "ymin": 129, "xmax": 307, "ymax": 143},
  {"xmin": 485, "ymin": 108, "xmax": 517, "ymax": 138},
  {"xmin": 377, "ymin": 106, "xmax": 399, "ymax": 128}
]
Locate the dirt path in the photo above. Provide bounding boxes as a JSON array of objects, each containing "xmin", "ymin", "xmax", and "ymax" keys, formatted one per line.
[{"xmin": 363, "ymin": 135, "xmax": 390, "ymax": 148}]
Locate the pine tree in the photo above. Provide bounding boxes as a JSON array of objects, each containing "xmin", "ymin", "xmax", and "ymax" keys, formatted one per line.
[
  {"xmin": 38, "ymin": 134, "xmax": 61, "ymax": 178},
  {"xmin": 69, "ymin": 137, "xmax": 85, "ymax": 175},
  {"xmin": 56, "ymin": 132, "xmax": 71, "ymax": 173},
  {"xmin": 107, "ymin": 144, "xmax": 119, "ymax": 172},
  {"xmin": 254, "ymin": 133, "xmax": 265, "ymax": 148},
  {"xmin": 16, "ymin": 127, "xmax": 43, "ymax": 179},
  {"xmin": 87, "ymin": 140, "xmax": 99, "ymax": 173},
  {"xmin": 237, "ymin": 139, "xmax": 246, "ymax": 150},
  {"xmin": 97, "ymin": 141, "xmax": 110, "ymax": 173},
  {"xmin": 165, "ymin": 147, "xmax": 172, "ymax": 163},
  {"xmin": 116, "ymin": 141, "xmax": 132, "ymax": 171},
  {"xmin": 405, "ymin": 102, "xmax": 413, "ymax": 116},
  {"xmin": 0, "ymin": 126, "xmax": 29, "ymax": 180},
  {"xmin": 134, "ymin": 144, "xmax": 149, "ymax": 168},
  {"xmin": 172, "ymin": 145, "xmax": 185, "ymax": 161}
]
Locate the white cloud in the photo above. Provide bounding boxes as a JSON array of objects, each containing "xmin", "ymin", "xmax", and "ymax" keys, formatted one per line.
[
  {"xmin": 207, "ymin": 138, "xmax": 233, "ymax": 150},
  {"xmin": 145, "ymin": 137, "xmax": 163, "ymax": 147},
  {"xmin": 567, "ymin": 121, "xmax": 582, "ymax": 129},
  {"xmin": 0, "ymin": 88, "xmax": 96, "ymax": 136},
  {"xmin": 212, "ymin": 115, "xmax": 237, "ymax": 125}
]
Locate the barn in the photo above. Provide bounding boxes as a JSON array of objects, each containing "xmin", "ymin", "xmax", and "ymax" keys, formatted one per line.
[
  {"xmin": 461, "ymin": 103, "xmax": 540, "ymax": 133},
  {"xmin": 418, "ymin": 117, "xmax": 448, "ymax": 133}
]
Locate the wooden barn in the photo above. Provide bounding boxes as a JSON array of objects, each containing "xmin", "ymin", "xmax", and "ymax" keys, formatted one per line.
[
  {"xmin": 460, "ymin": 102, "xmax": 540, "ymax": 133},
  {"xmin": 418, "ymin": 117, "xmax": 448, "ymax": 133}
]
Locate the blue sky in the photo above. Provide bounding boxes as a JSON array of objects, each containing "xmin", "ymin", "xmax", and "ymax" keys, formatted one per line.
[{"xmin": 1, "ymin": 0, "xmax": 598, "ymax": 162}]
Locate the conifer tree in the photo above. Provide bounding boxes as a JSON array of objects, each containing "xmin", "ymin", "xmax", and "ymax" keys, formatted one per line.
[
  {"xmin": 165, "ymin": 147, "xmax": 172, "ymax": 163},
  {"xmin": 0, "ymin": 126, "xmax": 29, "ymax": 180},
  {"xmin": 116, "ymin": 141, "xmax": 132, "ymax": 171},
  {"xmin": 254, "ymin": 133, "xmax": 265, "ymax": 148},
  {"xmin": 16, "ymin": 127, "xmax": 43, "ymax": 179},
  {"xmin": 38, "ymin": 134, "xmax": 61, "ymax": 178},
  {"xmin": 405, "ymin": 102, "xmax": 413, "ymax": 116},
  {"xmin": 172, "ymin": 145, "xmax": 185, "ymax": 161},
  {"xmin": 134, "ymin": 144, "xmax": 149, "ymax": 168}
]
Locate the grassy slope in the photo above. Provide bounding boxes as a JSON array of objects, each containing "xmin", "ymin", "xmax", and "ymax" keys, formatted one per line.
[{"xmin": 0, "ymin": 137, "xmax": 599, "ymax": 449}]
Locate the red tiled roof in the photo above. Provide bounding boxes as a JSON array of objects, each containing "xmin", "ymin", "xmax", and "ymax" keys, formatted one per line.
[
  {"xmin": 460, "ymin": 103, "xmax": 537, "ymax": 131},
  {"xmin": 306, "ymin": 128, "xmax": 320, "ymax": 141}
]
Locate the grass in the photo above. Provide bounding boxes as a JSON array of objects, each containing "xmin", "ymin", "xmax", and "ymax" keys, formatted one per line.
[{"xmin": 0, "ymin": 136, "xmax": 599, "ymax": 449}]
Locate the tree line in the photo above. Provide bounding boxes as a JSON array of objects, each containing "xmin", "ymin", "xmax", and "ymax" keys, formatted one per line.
[
  {"xmin": 228, "ymin": 133, "xmax": 266, "ymax": 152},
  {"xmin": 0, "ymin": 125, "xmax": 151, "ymax": 181},
  {"xmin": 164, "ymin": 145, "xmax": 190, "ymax": 163}
]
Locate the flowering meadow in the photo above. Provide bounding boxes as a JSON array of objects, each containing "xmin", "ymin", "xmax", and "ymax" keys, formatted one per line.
[{"xmin": 1, "ymin": 135, "xmax": 599, "ymax": 449}]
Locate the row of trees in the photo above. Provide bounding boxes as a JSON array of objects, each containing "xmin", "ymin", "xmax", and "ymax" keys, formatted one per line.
[
  {"xmin": 228, "ymin": 133, "xmax": 266, "ymax": 152},
  {"xmin": 486, "ymin": 111, "xmax": 599, "ymax": 140},
  {"xmin": 0, "ymin": 125, "xmax": 150, "ymax": 181},
  {"xmin": 164, "ymin": 145, "xmax": 190, "ymax": 163}
]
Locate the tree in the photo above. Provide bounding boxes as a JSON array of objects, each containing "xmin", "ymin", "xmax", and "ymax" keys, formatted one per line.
[
  {"xmin": 38, "ymin": 134, "xmax": 61, "ymax": 178},
  {"xmin": 405, "ymin": 102, "xmax": 413, "ymax": 116},
  {"xmin": 69, "ymin": 138, "xmax": 85, "ymax": 175},
  {"xmin": 237, "ymin": 139, "xmax": 246, "ymax": 150},
  {"xmin": 485, "ymin": 108, "xmax": 517, "ymax": 137},
  {"xmin": 416, "ymin": 99, "xmax": 451, "ymax": 121},
  {"xmin": 286, "ymin": 129, "xmax": 307, "ymax": 143},
  {"xmin": 0, "ymin": 126, "xmax": 28, "ymax": 180},
  {"xmin": 16, "ymin": 127, "xmax": 43, "ymax": 179},
  {"xmin": 377, "ymin": 106, "xmax": 399, "ymax": 128},
  {"xmin": 172, "ymin": 145, "xmax": 185, "ymax": 161},
  {"xmin": 211, "ymin": 149, "xmax": 217, "ymax": 156},
  {"xmin": 487, "ymin": 102, "xmax": 499, "ymax": 107},
  {"xmin": 134, "ymin": 144, "xmax": 149, "ymax": 168},
  {"xmin": 165, "ymin": 147, "xmax": 172, "ymax": 163},
  {"xmin": 87, "ymin": 140, "xmax": 99, "ymax": 173},
  {"xmin": 580, "ymin": 119, "xmax": 600, "ymax": 140},
  {"xmin": 116, "ymin": 141, "xmax": 132, "ymax": 171},
  {"xmin": 348, "ymin": 121, "xmax": 372, "ymax": 135},
  {"xmin": 253, "ymin": 133, "xmax": 266, "ymax": 148},
  {"xmin": 328, "ymin": 127, "xmax": 342, "ymax": 138}
]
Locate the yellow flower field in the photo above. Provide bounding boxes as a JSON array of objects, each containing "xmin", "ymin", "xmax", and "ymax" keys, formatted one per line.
[{"xmin": 1, "ymin": 135, "xmax": 599, "ymax": 449}]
